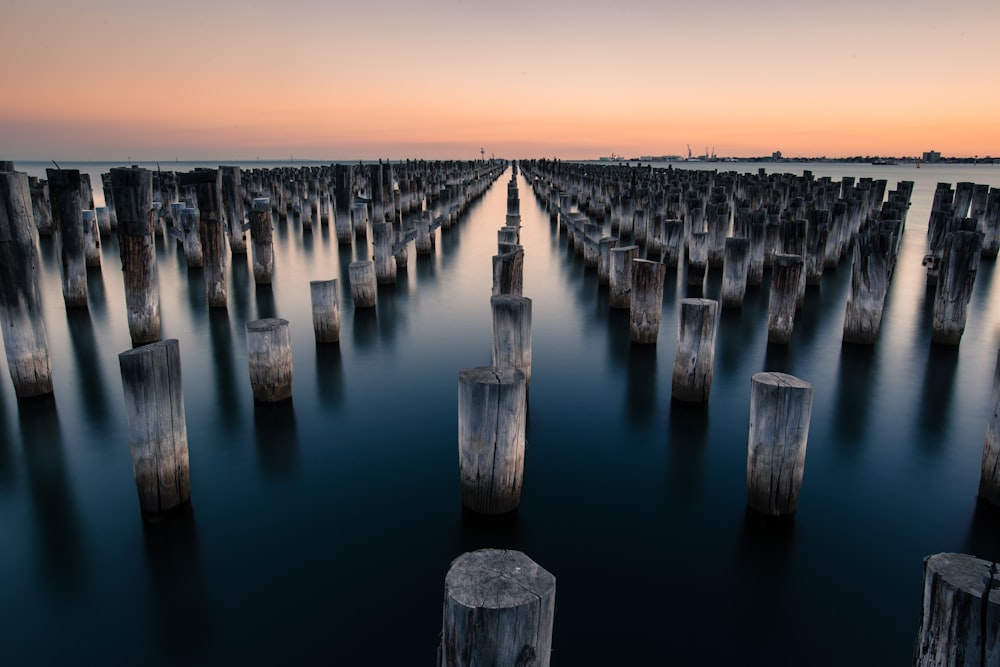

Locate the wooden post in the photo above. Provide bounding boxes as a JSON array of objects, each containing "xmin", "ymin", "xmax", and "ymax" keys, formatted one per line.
[
  {"xmin": 630, "ymin": 259, "xmax": 666, "ymax": 344},
  {"xmin": 310, "ymin": 279, "xmax": 340, "ymax": 344},
  {"xmin": 118, "ymin": 339, "xmax": 190, "ymax": 515},
  {"xmin": 179, "ymin": 207, "xmax": 203, "ymax": 268},
  {"xmin": 246, "ymin": 318, "xmax": 292, "ymax": 403},
  {"xmin": 746, "ymin": 372, "xmax": 813, "ymax": 516},
  {"xmin": 932, "ymin": 230, "xmax": 982, "ymax": 345},
  {"xmin": 979, "ymin": 349, "xmax": 1000, "ymax": 507},
  {"xmin": 671, "ymin": 298, "xmax": 719, "ymax": 402},
  {"xmin": 609, "ymin": 244, "xmax": 639, "ymax": 309},
  {"xmin": 111, "ymin": 167, "xmax": 161, "ymax": 347},
  {"xmin": 721, "ymin": 237, "xmax": 750, "ymax": 308},
  {"xmin": 96, "ymin": 205, "xmax": 112, "ymax": 236},
  {"xmin": 843, "ymin": 228, "xmax": 892, "ymax": 345},
  {"xmin": 416, "ymin": 219, "xmax": 434, "ymax": 255},
  {"xmin": 29, "ymin": 177, "xmax": 55, "ymax": 236},
  {"xmin": 598, "ymin": 236, "xmax": 619, "ymax": 284},
  {"xmin": 491, "ymin": 295, "xmax": 532, "ymax": 390},
  {"xmin": 767, "ymin": 254, "xmax": 804, "ymax": 345},
  {"xmin": 661, "ymin": 219, "xmax": 685, "ymax": 268},
  {"xmin": 179, "ymin": 170, "xmax": 227, "ymax": 308},
  {"xmin": 348, "ymin": 260, "xmax": 376, "ymax": 308},
  {"xmin": 81, "ymin": 209, "xmax": 101, "ymax": 267},
  {"xmin": 249, "ymin": 197, "xmax": 273, "ymax": 284},
  {"xmin": 220, "ymin": 166, "xmax": 247, "ymax": 254},
  {"xmin": 438, "ymin": 549, "xmax": 556, "ymax": 667},
  {"xmin": 912, "ymin": 553, "xmax": 1000, "ymax": 666},
  {"xmin": 352, "ymin": 201, "xmax": 368, "ymax": 240},
  {"xmin": 372, "ymin": 222, "xmax": 397, "ymax": 284},
  {"xmin": 492, "ymin": 246, "xmax": 524, "ymax": 297},
  {"xmin": 748, "ymin": 216, "xmax": 766, "ymax": 286},
  {"xmin": 0, "ymin": 172, "xmax": 54, "ymax": 397},
  {"xmin": 458, "ymin": 366, "xmax": 527, "ymax": 514},
  {"xmin": 687, "ymin": 231, "xmax": 709, "ymax": 286},
  {"xmin": 46, "ymin": 168, "xmax": 88, "ymax": 307}
]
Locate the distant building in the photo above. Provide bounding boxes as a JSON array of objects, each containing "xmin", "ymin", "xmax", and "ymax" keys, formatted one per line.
[
  {"xmin": 922, "ymin": 150, "xmax": 942, "ymax": 163},
  {"xmin": 772, "ymin": 151, "xmax": 783, "ymax": 160}
]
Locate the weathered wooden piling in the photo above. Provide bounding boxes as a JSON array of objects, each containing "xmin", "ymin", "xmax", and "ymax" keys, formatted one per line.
[
  {"xmin": 372, "ymin": 222, "xmax": 397, "ymax": 284},
  {"xmin": 746, "ymin": 372, "xmax": 813, "ymax": 516},
  {"xmin": 248, "ymin": 197, "xmax": 273, "ymax": 284},
  {"xmin": 352, "ymin": 201, "xmax": 368, "ymax": 240},
  {"xmin": 843, "ymin": 228, "xmax": 892, "ymax": 345},
  {"xmin": 0, "ymin": 171, "xmax": 54, "ymax": 397},
  {"xmin": 179, "ymin": 170, "xmax": 227, "ymax": 308},
  {"xmin": 81, "ymin": 209, "xmax": 101, "ymax": 267},
  {"xmin": 29, "ymin": 177, "xmax": 54, "ymax": 236},
  {"xmin": 721, "ymin": 237, "xmax": 750, "ymax": 308},
  {"xmin": 310, "ymin": 279, "xmax": 340, "ymax": 344},
  {"xmin": 416, "ymin": 219, "xmax": 434, "ymax": 255},
  {"xmin": 687, "ymin": 231, "xmax": 709, "ymax": 286},
  {"xmin": 661, "ymin": 218, "xmax": 685, "ymax": 268},
  {"xmin": 246, "ymin": 318, "xmax": 292, "ymax": 403},
  {"xmin": 96, "ymin": 205, "xmax": 112, "ymax": 236},
  {"xmin": 118, "ymin": 339, "xmax": 190, "ymax": 515},
  {"xmin": 179, "ymin": 207, "xmax": 203, "ymax": 268},
  {"xmin": 767, "ymin": 254, "xmax": 804, "ymax": 345},
  {"xmin": 671, "ymin": 298, "xmax": 718, "ymax": 402},
  {"xmin": 630, "ymin": 259, "xmax": 666, "ymax": 344},
  {"xmin": 932, "ymin": 230, "xmax": 982, "ymax": 345},
  {"xmin": 491, "ymin": 295, "xmax": 532, "ymax": 389},
  {"xmin": 912, "ymin": 552, "xmax": 1000, "ymax": 666},
  {"xmin": 609, "ymin": 244, "xmax": 639, "ymax": 309},
  {"xmin": 348, "ymin": 260, "xmax": 376, "ymax": 308},
  {"xmin": 111, "ymin": 167, "xmax": 160, "ymax": 346},
  {"xmin": 492, "ymin": 246, "xmax": 524, "ymax": 297},
  {"xmin": 598, "ymin": 236, "xmax": 619, "ymax": 284},
  {"xmin": 46, "ymin": 169, "xmax": 88, "ymax": 307},
  {"xmin": 978, "ymin": 349, "xmax": 1000, "ymax": 507},
  {"xmin": 220, "ymin": 166, "xmax": 247, "ymax": 253},
  {"xmin": 457, "ymin": 366, "xmax": 527, "ymax": 514},
  {"xmin": 438, "ymin": 548, "xmax": 556, "ymax": 667}
]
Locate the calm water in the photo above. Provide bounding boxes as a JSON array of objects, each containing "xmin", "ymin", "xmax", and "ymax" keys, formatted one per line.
[{"xmin": 2, "ymin": 160, "xmax": 1000, "ymax": 665}]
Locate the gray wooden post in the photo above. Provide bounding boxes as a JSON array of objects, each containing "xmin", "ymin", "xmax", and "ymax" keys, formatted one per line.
[
  {"xmin": 671, "ymin": 298, "xmax": 719, "ymax": 402},
  {"xmin": 932, "ymin": 230, "xmax": 982, "ymax": 345},
  {"xmin": 491, "ymin": 295, "xmax": 532, "ymax": 390},
  {"xmin": 246, "ymin": 318, "xmax": 293, "ymax": 403},
  {"xmin": 630, "ymin": 259, "xmax": 666, "ymax": 344},
  {"xmin": 46, "ymin": 168, "xmax": 88, "ymax": 307},
  {"xmin": 767, "ymin": 254, "xmax": 804, "ymax": 344},
  {"xmin": 438, "ymin": 549, "xmax": 556, "ymax": 667},
  {"xmin": 118, "ymin": 339, "xmax": 190, "ymax": 515},
  {"xmin": 598, "ymin": 236, "xmax": 619, "ymax": 284},
  {"xmin": 912, "ymin": 553, "xmax": 1000, "ymax": 666},
  {"xmin": 179, "ymin": 207, "xmax": 203, "ymax": 268},
  {"xmin": 458, "ymin": 366, "xmax": 526, "ymax": 514},
  {"xmin": 180, "ymin": 170, "xmax": 227, "ymax": 308},
  {"xmin": 609, "ymin": 244, "xmax": 639, "ymax": 309},
  {"xmin": 111, "ymin": 167, "xmax": 161, "ymax": 347},
  {"xmin": 843, "ymin": 228, "xmax": 891, "ymax": 344},
  {"xmin": 348, "ymin": 260, "xmax": 376, "ymax": 308},
  {"xmin": 249, "ymin": 197, "xmax": 273, "ymax": 284},
  {"xmin": 746, "ymin": 372, "xmax": 813, "ymax": 516},
  {"xmin": 492, "ymin": 246, "xmax": 524, "ymax": 297},
  {"xmin": 310, "ymin": 279, "xmax": 340, "ymax": 344},
  {"xmin": 0, "ymin": 171, "xmax": 54, "ymax": 397},
  {"xmin": 81, "ymin": 209, "xmax": 101, "ymax": 267},
  {"xmin": 978, "ymin": 349, "xmax": 1000, "ymax": 507},
  {"xmin": 721, "ymin": 237, "xmax": 750, "ymax": 308},
  {"xmin": 372, "ymin": 222, "xmax": 397, "ymax": 284}
]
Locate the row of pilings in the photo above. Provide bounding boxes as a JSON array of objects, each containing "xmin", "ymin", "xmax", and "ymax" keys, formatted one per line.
[{"xmin": 518, "ymin": 158, "xmax": 1000, "ymax": 665}]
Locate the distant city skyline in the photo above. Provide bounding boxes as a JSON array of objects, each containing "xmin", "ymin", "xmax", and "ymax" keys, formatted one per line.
[{"xmin": 3, "ymin": 0, "xmax": 998, "ymax": 161}]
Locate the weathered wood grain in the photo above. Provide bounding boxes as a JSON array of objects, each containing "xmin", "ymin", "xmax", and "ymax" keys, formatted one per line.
[
  {"xmin": 310, "ymin": 279, "xmax": 341, "ymax": 344},
  {"xmin": 348, "ymin": 260, "xmax": 376, "ymax": 308},
  {"xmin": 630, "ymin": 258, "xmax": 666, "ymax": 344},
  {"xmin": 246, "ymin": 318, "xmax": 293, "ymax": 403},
  {"xmin": 671, "ymin": 298, "xmax": 719, "ymax": 402}
]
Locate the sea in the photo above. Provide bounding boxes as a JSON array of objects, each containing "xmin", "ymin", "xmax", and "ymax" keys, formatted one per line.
[{"xmin": 1, "ymin": 158, "xmax": 999, "ymax": 665}]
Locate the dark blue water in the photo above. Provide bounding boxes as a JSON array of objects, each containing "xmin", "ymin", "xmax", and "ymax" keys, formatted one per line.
[{"xmin": 2, "ymin": 161, "xmax": 999, "ymax": 665}]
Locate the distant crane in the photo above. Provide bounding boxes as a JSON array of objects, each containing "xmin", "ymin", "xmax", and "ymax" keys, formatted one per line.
[
  {"xmin": 687, "ymin": 144, "xmax": 692, "ymax": 160},
  {"xmin": 481, "ymin": 147, "xmax": 485, "ymax": 161}
]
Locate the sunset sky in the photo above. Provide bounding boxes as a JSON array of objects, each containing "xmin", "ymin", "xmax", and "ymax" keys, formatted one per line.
[{"xmin": 3, "ymin": 0, "xmax": 998, "ymax": 161}]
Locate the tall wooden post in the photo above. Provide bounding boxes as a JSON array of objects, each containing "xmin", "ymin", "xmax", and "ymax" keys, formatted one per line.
[
  {"xmin": 348, "ymin": 260, "xmax": 376, "ymax": 308},
  {"xmin": 111, "ymin": 167, "xmax": 160, "ymax": 347},
  {"xmin": 491, "ymin": 295, "xmax": 532, "ymax": 390},
  {"xmin": 978, "ymin": 349, "xmax": 1000, "ymax": 507},
  {"xmin": 179, "ymin": 207, "xmax": 204, "ymax": 268},
  {"xmin": 609, "ymin": 244, "xmax": 639, "ymax": 309},
  {"xmin": 180, "ymin": 170, "xmax": 227, "ymax": 308},
  {"xmin": 630, "ymin": 259, "xmax": 666, "ymax": 344},
  {"xmin": 671, "ymin": 298, "xmax": 718, "ymax": 402},
  {"xmin": 458, "ymin": 366, "xmax": 527, "ymax": 514},
  {"xmin": 372, "ymin": 222, "xmax": 397, "ymax": 284},
  {"xmin": 439, "ymin": 549, "xmax": 556, "ymax": 667},
  {"xmin": 746, "ymin": 372, "xmax": 813, "ymax": 516},
  {"xmin": 843, "ymin": 228, "xmax": 892, "ymax": 345},
  {"xmin": 492, "ymin": 246, "xmax": 524, "ymax": 297},
  {"xmin": 598, "ymin": 236, "xmax": 619, "ymax": 284},
  {"xmin": 248, "ymin": 197, "xmax": 273, "ymax": 284},
  {"xmin": 246, "ymin": 318, "xmax": 293, "ymax": 403},
  {"xmin": 81, "ymin": 209, "xmax": 101, "ymax": 268},
  {"xmin": 220, "ymin": 165, "xmax": 247, "ymax": 254},
  {"xmin": 767, "ymin": 254, "xmax": 803, "ymax": 344},
  {"xmin": 118, "ymin": 339, "xmax": 191, "ymax": 515},
  {"xmin": 720, "ymin": 237, "xmax": 750, "ymax": 308},
  {"xmin": 0, "ymin": 171, "xmax": 54, "ymax": 397},
  {"xmin": 932, "ymin": 230, "xmax": 982, "ymax": 345},
  {"xmin": 46, "ymin": 169, "xmax": 88, "ymax": 307},
  {"xmin": 310, "ymin": 279, "xmax": 340, "ymax": 344}
]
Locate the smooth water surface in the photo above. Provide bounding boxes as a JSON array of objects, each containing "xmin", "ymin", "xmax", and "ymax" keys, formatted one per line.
[{"xmin": 2, "ymin": 160, "xmax": 1000, "ymax": 665}]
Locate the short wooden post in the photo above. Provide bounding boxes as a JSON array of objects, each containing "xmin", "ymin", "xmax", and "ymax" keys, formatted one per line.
[
  {"xmin": 96, "ymin": 205, "xmax": 112, "ymax": 236},
  {"xmin": 671, "ymin": 298, "xmax": 719, "ymax": 402},
  {"xmin": 118, "ymin": 339, "xmax": 191, "ymax": 515},
  {"xmin": 310, "ymin": 279, "xmax": 340, "ymax": 344},
  {"xmin": 688, "ymin": 231, "xmax": 709, "ymax": 286},
  {"xmin": 246, "ymin": 318, "xmax": 293, "ymax": 403},
  {"xmin": 932, "ymin": 230, "xmax": 982, "ymax": 345},
  {"xmin": 843, "ymin": 228, "xmax": 892, "ymax": 344},
  {"xmin": 721, "ymin": 237, "xmax": 750, "ymax": 308},
  {"xmin": 598, "ymin": 236, "xmax": 619, "ymax": 284},
  {"xmin": 912, "ymin": 552, "xmax": 1000, "ymax": 666},
  {"xmin": 352, "ymin": 201, "xmax": 368, "ymax": 240},
  {"xmin": 661, "ymin": 219, "xmax": 684, "ymax": 268},
  {"xmin": 111, "ymin": 167, "xmax": 161, "ymax": 347},
  {"xmin": 458, "ymin": 366, "xmax": 527, "ymax": 514},
  {"xmin": 46, "ymin": 168, "xmax": 88, "ymax": 307},
  {"xmin": 179, "ymin": 207, "xmax": 203, "ymax": 267},
  {"xmin": 767, "ymin": 254, "xmax": 803, "ymax": 345},
  {"xmin": 348, "ymin": 260, "xmax": 376, "ymax": 308},
  {"xmin": 416, "ymin": 219, "xmax": 434, "ymax": 255},
  {"xmin": 0, "ymin": 172, "xmax": 54, "ymax": 397},
  {"xmin": 609, "ymin": 244, "xmax": 639, "ymax": 309},
  {"xmin": 372, "ymin": 222, "xmax": 397, "ymax": 284},
  {"xmin": 978, "ymin": 349, "xmax": 1000, "ymax": 507},
  {"xmin": 438, "ymin": 549, "xmax": 556, "ymax": 667},
  {"xmin": 179, "ymin": 170, "xmax": 227, "ymax": 308},
  {"xmin": 630, "ymin": 258, "xmax": 666, "ymax": 344},
  {"xmin": 492, "ymin": 246, "xmax": 524, "ymax": 297},
  {"xmin": 81, "ymin": 209, "xmax": 101, "ymax": 267},
  {"xmin": 491, "ymin": 295, "xmax": 532, "ymax": 390},
  {"xmin": 746, "ymin": 372, "xmax": 813, "ymax": 516},
  {"xmin": 748, "ymin": 217, "xmax": 766, "ymax": 286},
  {"xmin": 249, "ymin": 197, "xmax": 273, "ymax": 284}
]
